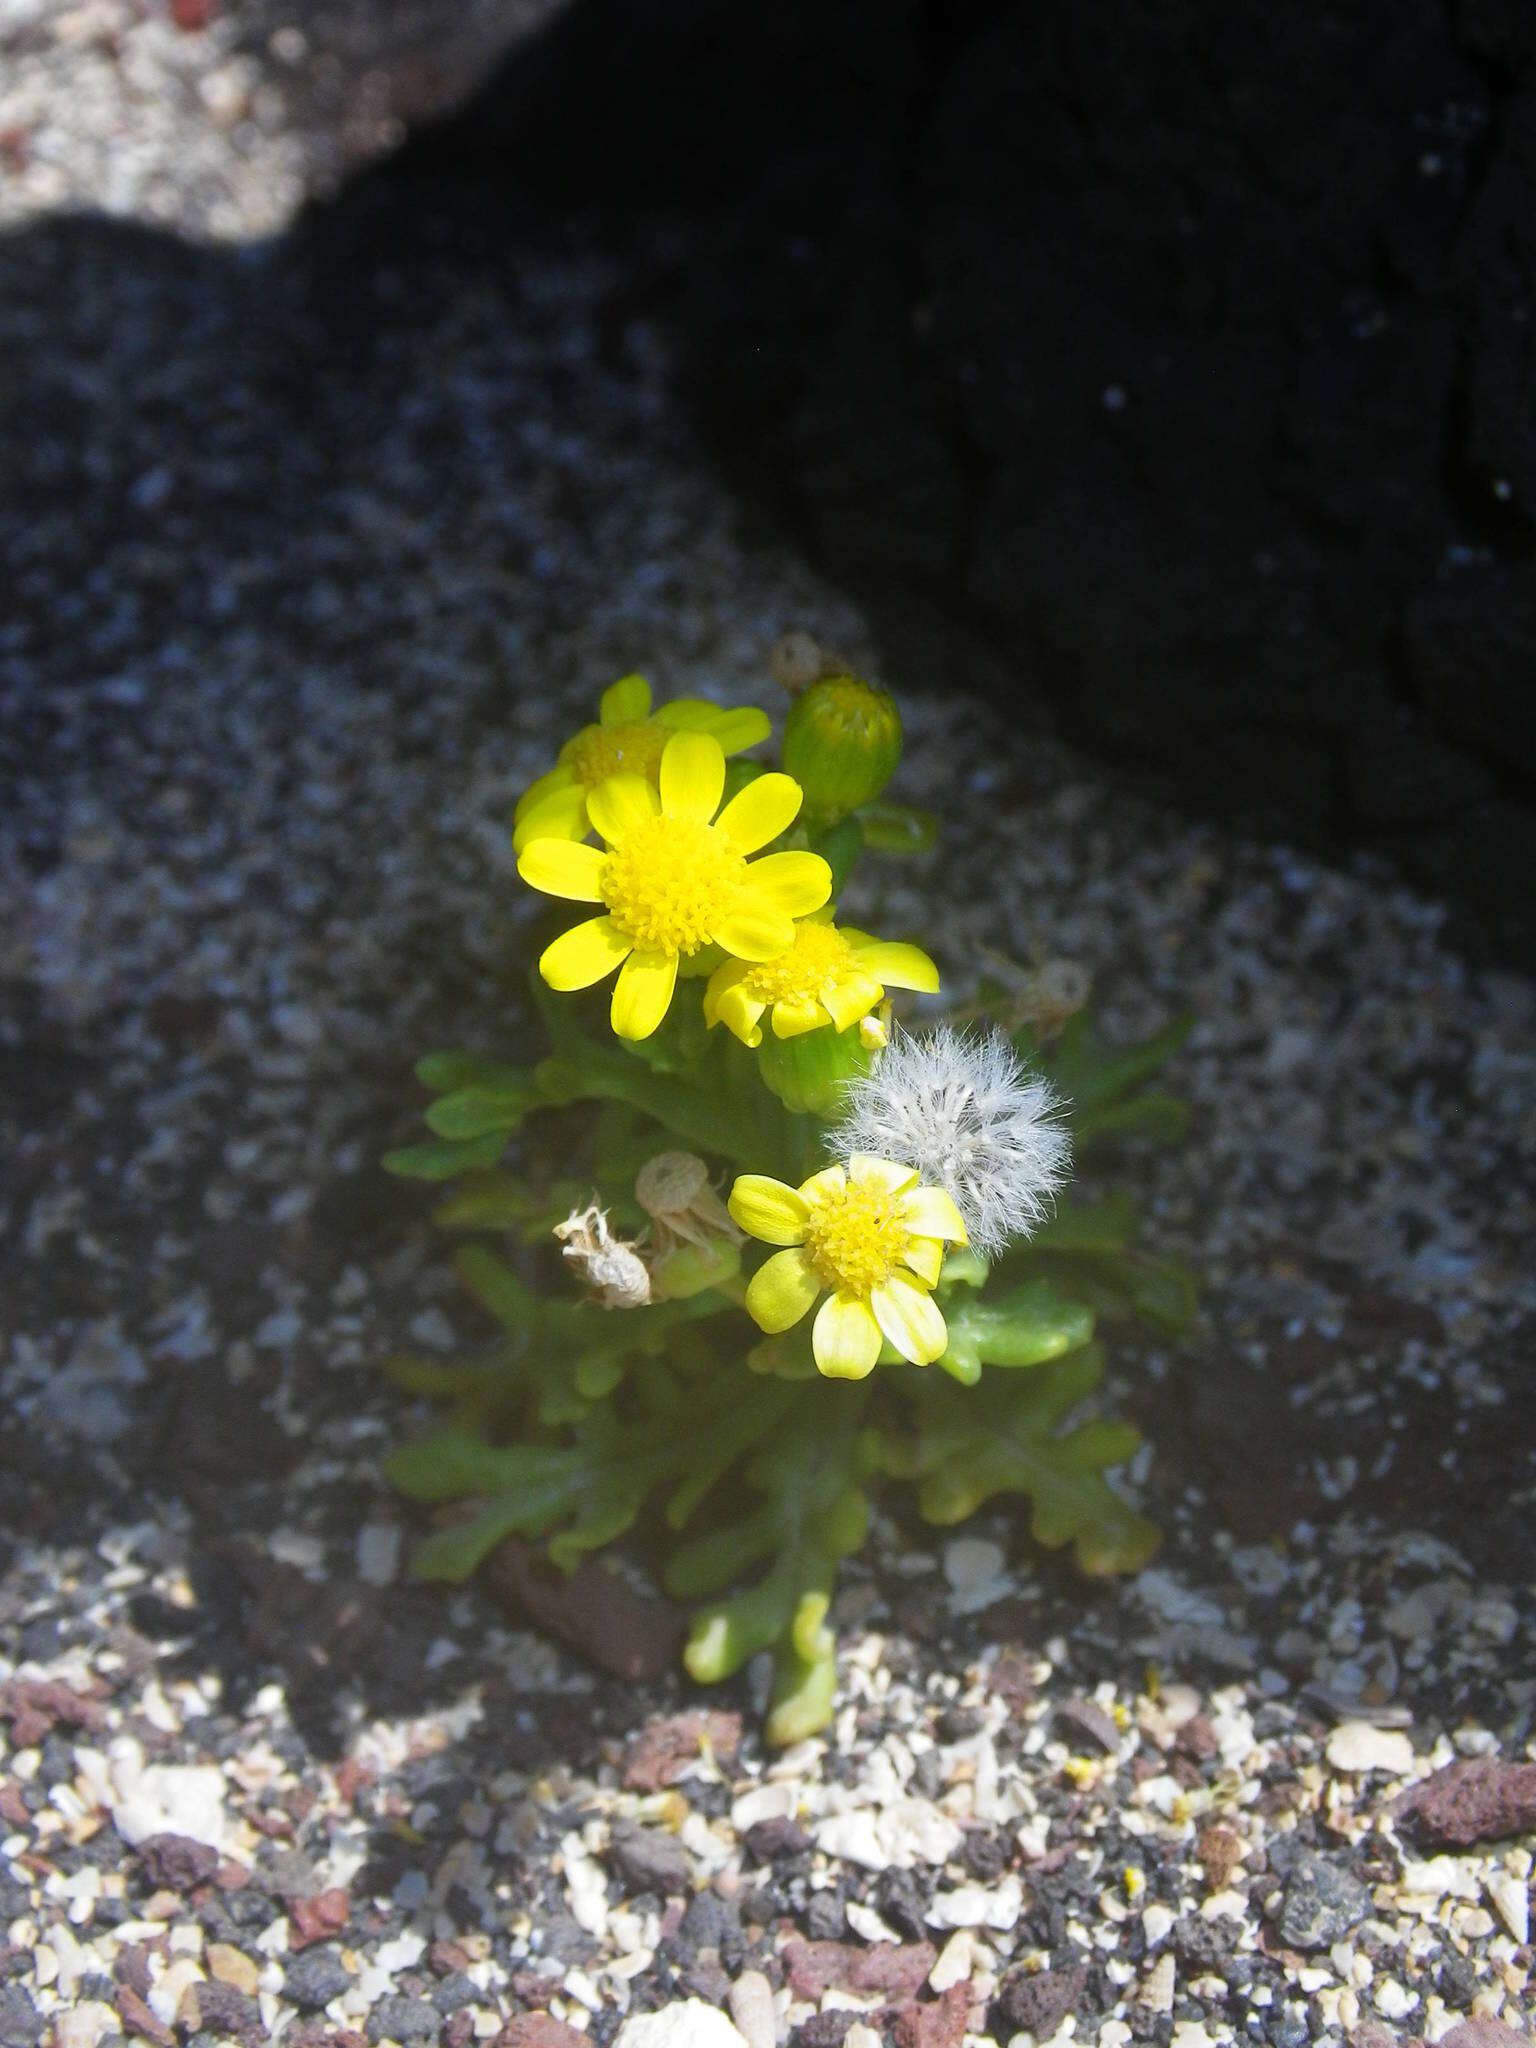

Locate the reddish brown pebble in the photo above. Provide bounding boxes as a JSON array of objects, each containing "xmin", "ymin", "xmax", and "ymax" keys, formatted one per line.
[
  {"xmin": 782, "ymin": 1939, "xmax": 939, "ymax": 2003},
  {"xmin": 498, "ymin": 2016, "xmax": 592, "ymax": 2048},
  {"xmin": 622, "ymin": 1709, "xmax": 744, "ymax": 1791},
  {"xmin": 170, "ymin": 0, "xmax": 213, "ymax": 28},
  {"xmin": 1396, "ymin": 1757, "xmax": 1536, "ymax": 1849},
  {"xmin": 890, "ymin": 1985, "xmax": 972, "ymax": 2048},
  {"xmin": 116, "ymin": 1984, "xmax": 175, "ymax": 2048},
  {"xmin": 287, "ymin": 1887, "xmax": 350, "ymax": 1947},
  {"xmin": 1438, "ymin": 2023, "xmax": 1534, "ymax": 2048}
]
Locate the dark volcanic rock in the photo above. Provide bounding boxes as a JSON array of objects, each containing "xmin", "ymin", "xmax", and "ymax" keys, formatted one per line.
[
  {"xmin": 357, "ymin": 0, "xmax": 1536, "ymax": 964},
  {"xmin": 1277, "ymin": 1851, "xmax": 1372, "ymax": 1951}
]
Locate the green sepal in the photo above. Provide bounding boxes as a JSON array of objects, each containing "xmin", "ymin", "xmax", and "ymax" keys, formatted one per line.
[{"xmin": 857, "ymin": 801, "xmax": 938, "ymax": 855}]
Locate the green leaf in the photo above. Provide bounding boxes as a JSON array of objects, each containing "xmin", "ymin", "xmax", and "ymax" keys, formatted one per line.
[
  {"xmin": 414, "ymin": 1051, "xmax": 531, "ymax": 1093},
  {"xmin": 1075, "ymin": 1091, "xmax": 1191, "ymax": 1148},
  {"xmin": 1030, "ymin": 1194, "xmax": 1137, "ymax": 1252},
  {"xmin": 452, "ymin": 1245, "xmax": 537, "ymax": 1332},
  {"xmin": 939, "ymin": 1281, "xmax": 1095, "ymax": 1382},
  {"xmin": 913, "ymin": 1359, "xmax": 1159, "ymax": 1575},
  {"xmin": 1040, "ymin": 1012, "xmax": 1193, "ymax": 1114},
  {"xmin": 408, "ymin": 1496, "xmax": 528, "ymax": 1582},
  {"xmin": 385, "ymin": 1428, "xmax": 529, "ymax": 1502},
  {"xmin": 425, "ymin": 1082, "xmax": 536, "ymax": 1140},
  {"xmin": 383, "ymin": 1133, "xmax": 506, "ymax": 1180},
  {"xmin": 431, "ymin": 1172, "xmax": 542, "ymax": 1232}
]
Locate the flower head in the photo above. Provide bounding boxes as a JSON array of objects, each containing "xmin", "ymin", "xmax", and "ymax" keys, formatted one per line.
[
  {"xmin": 518, "ymin": 730, "xmax": 830, "ymax": 1040},
  {"xmin": 729, "ymin": 1155, "xmax": 967, "ymax": 1379},
  {"xmin": 834, "ymin": 1026, "xmax": 1070, "ymax": 1258},
  {"xmin": 553, "ymin": 1202, "xmax": 651, "ymax": 1308},
  {"xmin": 704, "ymin": 910, "xmax": 938, "ymax": 1048},
  {"xmin": 513, "ymin": 673, "xmax": 772, "ymax": 853}
]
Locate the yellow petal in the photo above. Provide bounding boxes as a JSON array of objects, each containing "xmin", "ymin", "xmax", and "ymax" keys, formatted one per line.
[
  {"xmin": 610, "ymin": 947, "xmax": 678, "ymax": 1039},
  {"xmin": 900, "ymin": 1185, "xmax": 969, "ymax": 1243},
  {"xmin": 710, "ymin": 904, "xmax": 796, "ymax": 961},
  {"xmin": 703, "ymin": 705, "xmax": 772, "ymax": 755},
  {"xmin": 715, "ymin": 772, "xmax": 803, "ymax": 854},
  {"xmin": 769, "ymin": 996, "xmax": 828, "ymax": 1038},
  {"xmin": 539, "ymin": 916, "xmax": 632, "ymax": 991},
  {"xmin": 900, "ymin": 1234, "xmax": 945, "ymax": 1286},
  {"xmin": 511, "ymin": 782, "xmax": 590, "ymax": 854},
  {"xmin": 739, "ymin": 850, "xmax": 832, "ymax": 917},
  {"xmin": 517, "ymin": 838, "xmax": 608, "ymax": 902},
  {"xmin": 848, "ymin": 1155, "xmax": 919, "ymax": 1196},
  {"xmin": 600, "ymin": 673, "xmax": 651, "ymax": 724},
  {"xmin": 820, "ymin": 972, "xmax": 884, "ymax": 1033},
  {"xmin": 586, "ymin": 772, "xmax": 660, "ymax": 845},
  {"xmin": 514, "ymin": 763, "xmax": 578, "ymax": 823},
  {"xmin": 729, "ymin": 1174, "xmax": 810, "ymax": 1246},
  {"xmin": 797, "ymin": 1164, "xmax": 847, "ymax": 1204},
  {"xmin": 812, "ymin": 1291, "xmax": 883, "ymax": 1379},
  {"xmin": 711, "ymin": 980, "xmax": 768, "ymax": 1047},
  {"xmin": 659, "ymin": 730, "xmax": 726, "ymax": 822},
  {"xmin": 848, "ymin": 939, "xmax": 941, "ymax": 994},
  {"xmin": 870, "ymin": 1276, "xmax": 948, "ymax": 1366},
  {"xmin": 744, "ymin": 1246, "xmax": 820, "ymax": 1331}
]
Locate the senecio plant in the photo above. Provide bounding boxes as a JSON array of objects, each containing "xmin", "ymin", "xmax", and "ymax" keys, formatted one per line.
[{"xmin": 385, "ymin": 666, "xmax": 1195, "ymax": 1744}]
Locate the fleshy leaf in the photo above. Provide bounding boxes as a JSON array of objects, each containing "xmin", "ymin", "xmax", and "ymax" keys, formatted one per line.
[{"xmin": 383, "ymin": 1133, "xmax": 506, "ymax": 1180}]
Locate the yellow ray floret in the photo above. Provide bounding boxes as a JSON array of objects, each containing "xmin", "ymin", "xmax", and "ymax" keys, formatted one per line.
[
  {"xmin": 729, "ymin": 1155, "xmax": 967, "ymax": 1380},
  {"xmin": 704, "ymin": 909, "xmax": 938, "ymax": 1048},
  {"xmin": 513, "ymin": 673, "xmax": 771, "ymax": 853},
  {"xmin": 518, "ymin": 730, "xmax": 831, "ymax": 1041}
]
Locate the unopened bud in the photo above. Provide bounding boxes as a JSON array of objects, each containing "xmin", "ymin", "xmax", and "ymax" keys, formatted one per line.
[{"xmin": 781, "ymin": 674, "xmax": 902, "ymax": 825}]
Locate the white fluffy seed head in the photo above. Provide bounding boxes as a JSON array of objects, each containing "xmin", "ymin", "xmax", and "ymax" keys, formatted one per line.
[{"xmin": 834, "ymin": 1025, "xmax": 1071, "ymax": 1258}]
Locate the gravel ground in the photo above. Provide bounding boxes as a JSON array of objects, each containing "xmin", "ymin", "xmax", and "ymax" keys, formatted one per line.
[{"xmin": 2, "ymin": 17, "xmax": 1534, "ymax": 2048}]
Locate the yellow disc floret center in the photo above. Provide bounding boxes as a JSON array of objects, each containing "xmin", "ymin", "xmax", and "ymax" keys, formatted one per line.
[
  {"xmin": 565, "ymin": 719, "xmax": 669, "ymax": 788},
  {"xmin": 742, "ymin": 922, "xmax": 853, "ymax": 1004},
  {"xmin": 803, "ymin": 1178, "xmax": 909, "ymax": 1296},
  {"xmin": 601, "ymin": 814, "xmax": 745, "ymax": 957}
]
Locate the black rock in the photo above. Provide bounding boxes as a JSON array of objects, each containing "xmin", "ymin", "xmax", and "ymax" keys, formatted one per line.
[
  {"xmin": 366, "ymin": 1993, "xmax": 442, "ymax": 2044},
  {"xmin": 679, "ymin": 1890, "xmax": 743, "ymax": 1958},
  {"xmin": 136, "ymin": 1832, "xmax": 220, "ymax": 1891},
  {"xmin": 608, "ymin": 1825, "xmax": 692, "ymax": 1896},
  {"xmin": 993, "ymin": 1963, "xmax": 1088, "ymax": 2039},
  {"xmin": 743, "ymin": 1816, "xmax": 813, "ymax": 1863},
  {"xmin": 1277, "ymin": 1853, "xmax": 1371, "ymax": 1951},
  {"xmin": 795, "ymin": 2016, "xmax": 856, "ymax": 2048},
  {"xmin": 283, "ymin": 1947, "xmax": 355, "ymax": 2013},
  {"xmin": 0, "ymin": 1985, "xmax": 43, "ymax": 2048},
  {"xmin": 875, "ymin": 1868, "xmax": 930, "ymax": 1942},
  {"xmin": 802, "ymin": 1892, "xmax": 846, "ymax": 1941}
]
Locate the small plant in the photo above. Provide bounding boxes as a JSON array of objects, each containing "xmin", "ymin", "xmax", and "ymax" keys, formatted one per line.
[{"xmin": 383, "ymin": 664, "xmax": 1194, "ymax": 1743}]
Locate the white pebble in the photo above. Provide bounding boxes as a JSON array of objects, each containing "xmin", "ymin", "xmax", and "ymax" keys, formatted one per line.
[
  {"xmin": 1488, "ymin": 1871, "xmax": 1529, "ymax": 1945},
  {"xmin": 1325, "ymin": 1721, "xmax": 1415, "ymax": 1775},
  {"xmin": 929, "ymin": 1929, "xmax": 975, "ymax": 1991},
  {"xmin": 355, "ymin": 1522, "xmax": 401, "ymax": 1587},
  {"xmin": 615, "ymin": 2001, "xmax": 749, "ymax": 2048},
  {"xmin": 727, "ymin": 1969, "xmax": 777, "ymax": 2048}
]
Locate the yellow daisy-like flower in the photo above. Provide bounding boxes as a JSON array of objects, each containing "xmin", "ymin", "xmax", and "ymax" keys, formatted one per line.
[
  {"xmin": 729, "ymin": 1155, "xmax": 968, "ymax": 1380},
  {"xmin": 703, "ymin": 910, "xmax": 939, "ymax": 1048},
  {"xmin": 513, "ymin": 673, "xmax": 771, "ymax": 854},
  {"xmin": 518, "ymin": 730, "xmax": 831, "ymax": 1041}
]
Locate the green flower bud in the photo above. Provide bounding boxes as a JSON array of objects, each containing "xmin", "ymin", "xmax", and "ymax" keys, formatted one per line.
[
  {"xmin": 781, "ymin": 675, "xmax": 902, "ymax": 825},
  {"xmin": 756, "ymin": 1021, "xmax": 874, "ymax": 1117}
]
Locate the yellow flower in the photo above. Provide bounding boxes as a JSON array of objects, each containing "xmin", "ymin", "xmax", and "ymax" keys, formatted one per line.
[
  {"xmin": 513, "ymin": 673, "xmax": 771, "ymax": 853},
  {"xmin": 704, "ymin": 911, "xmax": 938, "ymax": 1048},
  {"xmin": 729, "ymin": 1154, "xmax": 968, "ymax": 1380},
  {"xmin": 518, "ymin": 730, "xmax": 831, "ymax": 1041}
]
